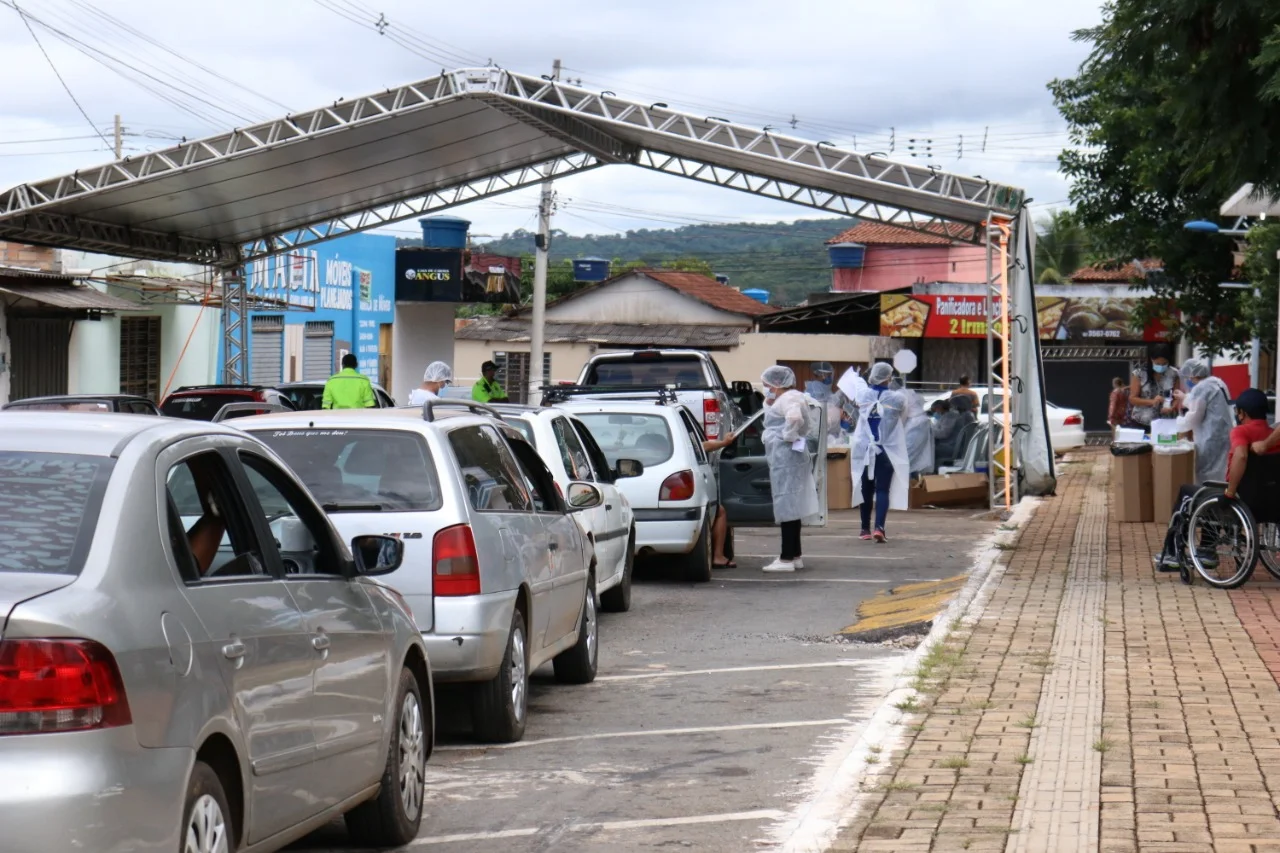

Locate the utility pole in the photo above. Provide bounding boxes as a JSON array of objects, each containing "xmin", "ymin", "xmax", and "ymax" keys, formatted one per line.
[
  {"xmin": 113, "ymin": 114, "xmax": 122, "ymax": 159},
  {"xmin": 527, "ymin": 58, "xmax": 560, "ymax": 404}
]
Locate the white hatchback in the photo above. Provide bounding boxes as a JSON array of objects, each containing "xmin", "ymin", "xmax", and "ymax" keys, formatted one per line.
[{"xmin": 927, "ymin": 386, "xmax": 1086, "ymax": 455}]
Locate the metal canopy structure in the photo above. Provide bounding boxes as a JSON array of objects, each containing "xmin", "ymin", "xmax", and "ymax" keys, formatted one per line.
[{"xmin": 0, "ymin": 66, "xmax": 1051, "ymax": 502}]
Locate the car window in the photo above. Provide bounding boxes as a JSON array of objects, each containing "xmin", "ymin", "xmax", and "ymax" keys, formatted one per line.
[
  {"xmin": 585, "ymin": 356, "xmax": 707, "ymax": 387},
  {"xmin": 375, "ymin": 389, "xmax": 395, "ymax": 408},
  {"xmin": 552, "ymin": 417, "xmax": 593, "ymax": 480},
  {"xmin": 164, "ymin": 452, "xmax": 266, "ymax": 582},
  {"xmin": 161, "ymin": 393, "xmax": 256, "ymax": 420},
  {"xmin": 570, "ymin": 419, "xmax": 615, "ymax": 484},
  {"xmin": 239, "ymin": 453, "xmax": 341, "ymax": 576},
  {"xmin": 448, "ymin": 425, "xmax": 533, "ymax": 512},
  {"xmin": 721, "ymin": 413, "xmax": 766, "ymax": 459},
  {"xmin": 577, "ymin": 412, "xmax": 674, "ymax": 468},
  {"xmin": 678, "ymin": 410, "xmax": 708, "ymax": 464},
  {"xmin": 0, "ymin": 452, "xmax": 113, "ymax": 576},
  {"xmin": 9, "ymin": 400, "xmax": 112, "ymax": 412},
  {"xmin": 499, "ymin": 416, "xmax": 536, "ymax": 445},
  {"xmin": 981, "ymin": 394, "xmax": 1003, "ymax": 415},
  {"xmin": 129, "ymin": 401, "xmax": 157, "ymax": 415},
  {"xmin": 253, "ymin": 428, "xmax": 442, "ymax": 512},
  {"xmin": 282, "ymin": 387, "xmax": 324, "ymax": 411},
  {"xmin": 505, "ymin": 436, "xmax": 563, "ymax": 513}
]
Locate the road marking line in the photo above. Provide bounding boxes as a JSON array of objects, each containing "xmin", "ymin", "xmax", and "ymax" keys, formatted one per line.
[
  {"xmin": 402, "ymin": 810, "xmax": 786, "ymax": 847},
  {"xmin": 435, "ymin": 719, "xmax": 847, "ymax": 752},
  {"xmin": 732, "ymin": 553, "xmax": 907, "ymax": 561},
  {"xmin": 596, "ymin": 661, "xmax": 868, "ymax": 682}
]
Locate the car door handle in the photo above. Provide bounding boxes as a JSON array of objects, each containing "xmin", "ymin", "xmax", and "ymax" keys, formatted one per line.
[
  {"xmin": 734, "ymin": 463, "xmax": 753, "ymax": 472},
  {"xmin": 222, "ymin": 641, "xmax": 246, "ymax": 660},
  {"xmin": 311, "ymin": 634, "xmax": 330, "ymax": 651}
]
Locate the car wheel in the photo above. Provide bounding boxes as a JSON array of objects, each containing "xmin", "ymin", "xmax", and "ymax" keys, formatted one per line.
[
  {"xmin": 683, "ymin": 515, "xmax": 713, "ymax": 583},
  {"xmin": 600, "ymin": 529, "xmax": 634, "ymax": 613},
  {"xmin": 473, "ymin": 607, "xmax": 528, "ymax": 743},
  {"xmin": 182, "ymin": 761, "xmax": 233, "ymax": 853},
  {"xmin": 554, "ymin": 576, "xmax": 599, "ymax": 684},
  {"xmin": 345, "ymin": 666, "xmax": 428, "ymax": 847}
]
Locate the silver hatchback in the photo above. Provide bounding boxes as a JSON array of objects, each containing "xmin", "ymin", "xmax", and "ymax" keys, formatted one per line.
[{"xmin": 0, "ymin": 413, "xmax": 432, "ymax": 853}]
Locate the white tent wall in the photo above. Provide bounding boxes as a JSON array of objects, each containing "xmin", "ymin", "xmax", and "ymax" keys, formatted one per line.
[{"xmin": 1011, "ymin": 207, "xmax": 1057, "ymax": 496}]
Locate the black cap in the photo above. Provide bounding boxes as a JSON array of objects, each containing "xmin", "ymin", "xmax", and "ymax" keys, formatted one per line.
[{"xmin": 1236, "ymin": 388, "xmax": 1269, "ymax": 419}]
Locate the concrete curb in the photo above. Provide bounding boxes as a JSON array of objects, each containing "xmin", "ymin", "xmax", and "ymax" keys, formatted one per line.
[{"xmin": 768, "ymin": 496, "xmax": 1042, "ymax": 853}]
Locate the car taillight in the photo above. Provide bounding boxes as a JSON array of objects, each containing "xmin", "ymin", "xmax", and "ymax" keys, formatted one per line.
[
  {"xmin": 0, "ymin": 639, "xmax": 132, "ymax": 735},
  {"xmin": 660, "ymin": 470, "xmax": 696, "ymax": 501},
  {"xmin": 703, "ymin": 395, "xmax": 721, "ymax": 439},
  {"xmin": 433, "ymin": 524, "xmax": 481, "ymax": 596},
  {"xmin": 1063, "ymin": 414, "xmax": 1083, "ymax": 426}
]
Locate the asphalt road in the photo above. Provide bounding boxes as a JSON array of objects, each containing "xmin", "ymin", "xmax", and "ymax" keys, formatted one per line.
[{"xmin": 293, "ymin": 508, "xmax": 993, "ymax": 853}]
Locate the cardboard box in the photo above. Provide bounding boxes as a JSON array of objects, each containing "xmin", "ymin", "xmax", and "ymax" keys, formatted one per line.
[
  {"xmin": 826, "ymin": 448, "xmax": 852, "ymax": 510},
  {"xmin": 1151, "ymin": 449, "xmax": 1196, "ymax": 525},
  {"xmin": 915, "ymin": 472, "xmax": 990, "ymax": 507},
  {"xmin": 908, "ymin": 478, "xmax": 927, "ymax": 509},
  {"xmin": 1111, "ymin": 452, "xmax": 1154, "ymax": 523}
]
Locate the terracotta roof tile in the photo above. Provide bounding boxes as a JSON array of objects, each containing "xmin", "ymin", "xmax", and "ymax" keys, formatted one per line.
[
  {"xmin": 636, "ymin": 269, "xmax": 776, "ymax": 317},
  {"xmin": 1068, "ymin": 259, "xmax": 1161, "ymax": 283},
  {"xmin": 827, "ymin": 221, "xmax": 966, "ymax": 246}
]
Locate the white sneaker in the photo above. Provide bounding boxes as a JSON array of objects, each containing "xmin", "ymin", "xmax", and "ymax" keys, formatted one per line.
[
  {"xmin": 793, "ymin": 557, "xmax": 805, "ymax": 569},
  {"xmin": 763, "ymin": 559, "xmax": 796, "ymax": 573}
]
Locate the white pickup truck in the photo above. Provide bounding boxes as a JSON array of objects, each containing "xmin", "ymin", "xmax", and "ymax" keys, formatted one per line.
[{"xmin": 569, "ymin": 349, "xmax": 754, "ymax": 439}]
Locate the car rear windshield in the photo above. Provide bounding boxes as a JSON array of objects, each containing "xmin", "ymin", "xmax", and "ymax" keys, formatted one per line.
[
  {"xmin": 0, "ymin": 452, "xmax": 113, "ymax": 575},
  {"xmin": 576, "ymin": 413, "xmax": 674, "ymax": 468},
  {"xmin": 584, "ymin": 356, "xmax": 708, "ymax": 388},
  {"xmin": 254, "ymin": 429, "xmax": 442, "ymax": 512},
  {"xmin": 8, "ymin": 400, "xmax": 111, "ymax": 412},
  {"xmin": 161, "ymin": 392, "xmax": 256, "ymax": 421},
  {"xmin": 281, "ymin": 387, "xmax": 325, "ymax": 411}
]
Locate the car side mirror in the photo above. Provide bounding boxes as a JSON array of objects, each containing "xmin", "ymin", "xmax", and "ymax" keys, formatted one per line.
[
  {"xmin": 614, "ymin": 458, "xmax": 644, "ymax": 479},
  {"xmin": 566, "ymin": 481, "xmax": 603, "ymax": 511},
  {"xmin": 351, "ymin": 535, "xmax": 404, "ymax": 576}
]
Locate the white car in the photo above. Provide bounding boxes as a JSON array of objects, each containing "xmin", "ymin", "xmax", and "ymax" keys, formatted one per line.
[
  {"xmin": 926, "ymin": 386, "xmax": 1086, "ymax": 455},
  {"xmin": 494, "ymin": 405, "xmax": 640, "ymax": 613}
]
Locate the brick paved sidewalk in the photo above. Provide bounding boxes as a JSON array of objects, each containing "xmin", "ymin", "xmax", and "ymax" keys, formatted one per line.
[{"xmin": 831, "ymin": 450, "xmax": 1280, "ymax": 853}]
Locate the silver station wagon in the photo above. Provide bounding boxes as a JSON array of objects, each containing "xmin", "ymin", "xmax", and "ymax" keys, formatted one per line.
[
  {"xmin": 0, "ymin": 413, "xmax": 431, "ymax": 853},
  {"xmin": 240, "ymin": 401, "xmax": 603, "ymax": 744}
]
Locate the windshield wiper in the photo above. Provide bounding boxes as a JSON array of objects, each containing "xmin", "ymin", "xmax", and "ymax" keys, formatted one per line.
[{"xmin": 321, "ymin": 502, "xmax": 384, "ymax": 512}]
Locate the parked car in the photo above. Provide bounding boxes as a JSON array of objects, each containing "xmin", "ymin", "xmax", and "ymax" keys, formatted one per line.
[
  {"xmin": 160, "ymin": 384, "xmax": 297, "ymax": 421},
  {"xmin": 0, "ymin": 412, "xmax": 429, "ymax": 853},
  {"xmin": 571, "ymin": 349, "xmax": 748, "ymax": 439},
  {"xmin": 926, "ymin": 386, "xmax": 1086, "ymax": 455},
  {"xmin": 493, "ymin": 404, "xmax": 641, "ymax": 612},
  {"xmin": 238, "ymin": 402, "xmax": 602, "ymax": 743},
  {"xmin": 278, "ymin": 379, "xmax": 397, "ymax": 410},
  {"xmin": 2, "ymin": 393, "xmax": 160, "ymax": 415}
]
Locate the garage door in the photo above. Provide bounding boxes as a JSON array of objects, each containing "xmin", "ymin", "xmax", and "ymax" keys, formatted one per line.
[
  {"xmin": 250, "ymin": 315, "xmax": 284, "ymax": 386},
  {"xmin": 8, "ymin": 317, "xmax": 71, "ymax": 400},
  {"xmin": 303, "ymin": 321, "xmax": 334, "ymax": 380}
]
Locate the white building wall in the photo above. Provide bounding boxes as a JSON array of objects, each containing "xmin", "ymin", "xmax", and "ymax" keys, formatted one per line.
[
  {"xmin": 68, "ymin": 303, "xmax": 221, "ymax": 398},
  {"xmin": 391, "ymin": 302, "xmax": 456, "ymax": 402},
  {"xmin": 545, "ymin": 276, "xmax": 749, "ymax": 326}
]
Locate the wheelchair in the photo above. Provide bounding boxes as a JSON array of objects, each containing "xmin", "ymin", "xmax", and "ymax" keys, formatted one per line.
[{"xmin": 1171, "ymin": 453, "xmax": 1280, "ymax": 588}]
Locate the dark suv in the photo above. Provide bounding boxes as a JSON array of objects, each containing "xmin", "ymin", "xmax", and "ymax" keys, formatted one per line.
[{"xmin": 159, "ymin": 385, "xmax": 296, "ymax": 421}]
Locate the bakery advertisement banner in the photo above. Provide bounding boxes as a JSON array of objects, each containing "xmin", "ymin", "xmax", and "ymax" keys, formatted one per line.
[{"xmin": 881, "ymin": 294, "xmax": 1168, "ymax": 341}]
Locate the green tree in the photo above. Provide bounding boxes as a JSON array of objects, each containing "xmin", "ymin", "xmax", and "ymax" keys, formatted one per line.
[
  {"xmin": 1049, "ymin": 0, "xmax": 1280, "ymax": 355},
  {"xmin": 1035, "ymin": 210, "xmax": 1092, "ymax": 283}
]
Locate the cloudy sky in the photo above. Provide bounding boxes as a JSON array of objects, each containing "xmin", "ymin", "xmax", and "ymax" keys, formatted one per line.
[{"xmin": 0, "ymin": 0, "xmax": 1102, "ymax": 242}]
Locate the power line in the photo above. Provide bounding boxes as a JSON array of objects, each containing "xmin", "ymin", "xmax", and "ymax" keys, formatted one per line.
[{"xmin": 10, "ymin": 1, "xmax": 111, "ymax": 152}]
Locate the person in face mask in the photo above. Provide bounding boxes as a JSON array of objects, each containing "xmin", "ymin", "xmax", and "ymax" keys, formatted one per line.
[
  {"xmin": 805, "ymin": 362, "xmax": 835, "ymax": 402},
  {"xmin": 759, "ymin": 365, "xmax": 820, "ymax": 572},
  {"xmin": 1171, "ymin": 358, "xmax": 1233, "ymax": 484},
  {"xmin": 849, "ymin": 362, "xmax": 909, "ymax": 543},
  {"xmin": 1128, "ymin": 343, "xmax": 1180, "ymax": 428}
]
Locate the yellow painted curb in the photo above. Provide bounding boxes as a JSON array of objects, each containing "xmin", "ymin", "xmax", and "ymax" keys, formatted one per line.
[{"xmin": 839, "ymin": 575, "xmax": 968, "ymax": 641}]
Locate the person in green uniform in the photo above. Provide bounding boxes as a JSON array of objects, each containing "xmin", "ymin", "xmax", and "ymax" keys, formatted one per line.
[
  {"xmin": 322, "ymin": 353, "xmax": 376, "ymax": 409},
  {"xmin": 472, "ymin": 361, "xmax": 510, "ymax": 403}
]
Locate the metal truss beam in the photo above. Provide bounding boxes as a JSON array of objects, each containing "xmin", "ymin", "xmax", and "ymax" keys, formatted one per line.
[
  {"xmin": 985, "ymin": 218, "xmax": 1016, "ymax": 511},
  {"xmin": 221, "ymin": 263, "xmax": 248, "ymax": 384},
  {"xmin": 0, "ymin": 211, "xmax": 223, "ymax": 265}
]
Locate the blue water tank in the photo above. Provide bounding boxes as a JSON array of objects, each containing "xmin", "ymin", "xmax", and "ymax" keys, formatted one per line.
[
  {"xmin": 418, "ymin": 216, "xmax": 470, "ymax": 249},
  {"xmin": 742, "ymin": 288, "xmax": 770, "ymax": 305},
  {"xmin": 827, "ymin": 242, "xmax": 866, "ymax": 269},
  {"xmin": 572, "ymin": 257, "xmax": 611, "ymax": 282}
]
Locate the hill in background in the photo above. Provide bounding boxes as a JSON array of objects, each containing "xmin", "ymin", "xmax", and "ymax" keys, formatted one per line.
[{"xmin": 396, "ymin": 217, "xmax": 856, "ymax": 306}]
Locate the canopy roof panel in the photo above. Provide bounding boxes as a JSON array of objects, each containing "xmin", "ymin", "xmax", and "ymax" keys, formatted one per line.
[{"xmin": 0, "ymin": 68, "xmax": 1025, "ymax": 266}]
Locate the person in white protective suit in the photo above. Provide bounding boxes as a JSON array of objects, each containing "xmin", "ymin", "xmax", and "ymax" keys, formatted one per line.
[
  {"xmin": 849, "ymin": 362, "xmax": 909, "ymax": 543},
  {"xmin": 1171, "ymin": 357, "xmax": 1234, "ymax": 485},
  {"xmin": 408, "ymin": 361, "xmax": 453, "ymax": 406},
  {"xmin": 902, "ymin": 388, "xmax": 935, "ymax": 476},
  {"xmin": 805, "ymin": 362, "xmax": 835, "ymax": 402},
  {"xmin": 759, "ymin": 365, "xmax": 820, "ymax": 573}
]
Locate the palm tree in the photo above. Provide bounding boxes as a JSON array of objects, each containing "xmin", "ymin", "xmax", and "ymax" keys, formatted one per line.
[{"xmin": 1035, "ymin": 210, "xmax": 1091, "ymax": 283}]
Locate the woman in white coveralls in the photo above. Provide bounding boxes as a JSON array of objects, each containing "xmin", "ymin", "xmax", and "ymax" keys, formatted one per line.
[
  {"xmin": 848, "ymin": 362, "xmax": 909, "ymax": 543},
  {"xmin": 759, "ymin": 365, "xmax": 819, "ymax": 573}
]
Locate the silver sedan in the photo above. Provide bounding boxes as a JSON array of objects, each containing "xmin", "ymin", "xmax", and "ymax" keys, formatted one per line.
[{"xmin": 0, "ymin": 413, "xmax": 432, "ymax": 853}]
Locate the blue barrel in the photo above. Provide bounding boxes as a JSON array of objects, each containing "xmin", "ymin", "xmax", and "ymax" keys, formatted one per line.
[
  {"xmin": 742, "ymin": 288, "xmax": 770, "ymax": 305},
  {"xmin": 827, "ymin": 242, "xmax": 866, "ymax": 269},
  {"xmin": 418, "ymin": 216, "xmax": 470, "ymax": 249},
  {"xmin": 572, "ymin": 257, "xmax": 611, "ymax": 282}
]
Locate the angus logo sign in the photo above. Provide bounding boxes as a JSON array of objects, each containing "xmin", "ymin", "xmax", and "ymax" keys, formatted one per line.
[{"xmin": 394, "ymin": 247, "xmax": 465, "ymax": 302}]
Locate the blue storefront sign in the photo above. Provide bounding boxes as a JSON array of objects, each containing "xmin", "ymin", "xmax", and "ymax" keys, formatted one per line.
[{"xmin": 241, "ymin": 232, "xmax": 395, "ymax": 384}]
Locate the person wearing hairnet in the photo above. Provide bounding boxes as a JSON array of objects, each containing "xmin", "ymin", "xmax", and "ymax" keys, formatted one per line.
[
  {"xmin": 805, "ymin": 362, "xmax": 835, "ymax": 402},
  {"xmin": 1171, "ymin": 358, "xmax": 1233, "ymax": 484},
  {"xmin": 902, "ymin": 388, "xmax": 935, "ymax": 476},
  {"xmin": 409, "ymin": 361, "xmax": 453, "ymax": 406},
  {"xmin": 849, "ymin": 362, "xmax": 909, "ymax": 542},
  {"xmin": 759, "ymin": 365, "xmax": 820, "ymax": 572}
]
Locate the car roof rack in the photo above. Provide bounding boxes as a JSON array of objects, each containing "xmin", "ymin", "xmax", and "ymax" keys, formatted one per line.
[
  {"xmin": 421, "ymin": 398, "xmax": 501, "ymax": 423},
  {"xmin": 210, "ymin": 402, "xmax": 291, "ymax": 423},
  {"xmin": 539, "ymin": 384, "xmax": 679, "ymax": 406}
]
